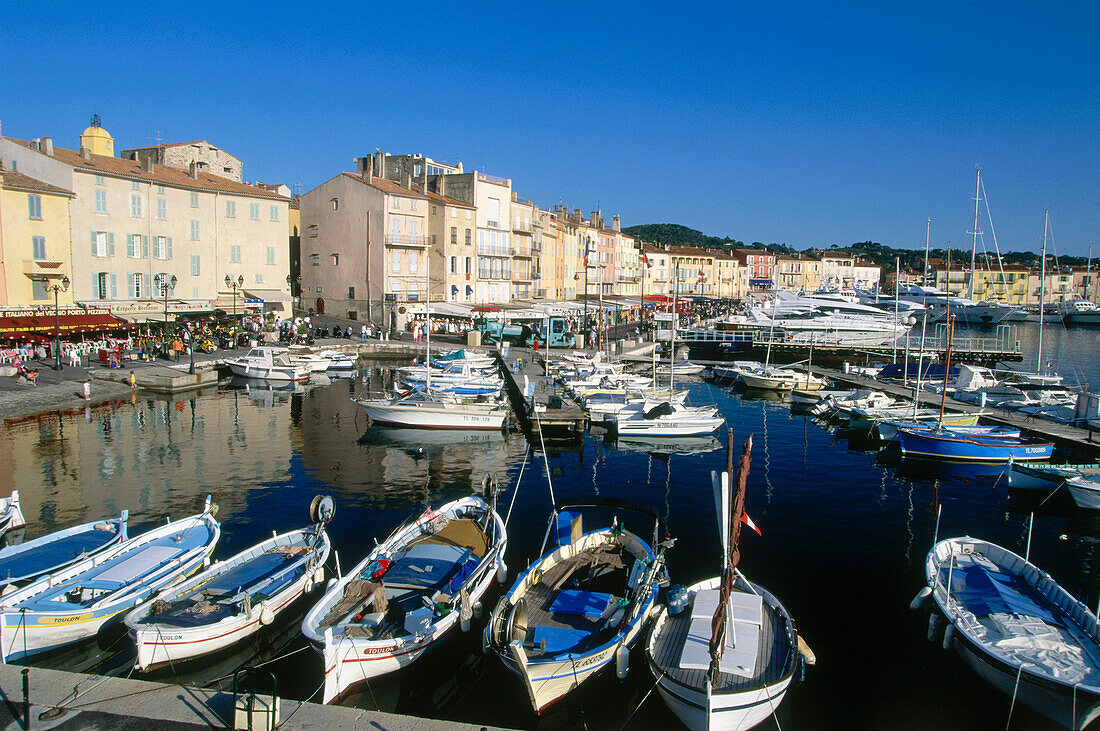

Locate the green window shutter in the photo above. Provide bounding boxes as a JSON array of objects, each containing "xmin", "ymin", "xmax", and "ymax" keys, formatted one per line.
[
  {"xmin": 109, "ymin": 273, "xmax": 117, "ymax": 299},
  {"xmin": 142, "ymin": 235, "xmax": 149, "ymax": 258},
  {"xmin": 107, "ymin": 232, "xmax": 115, "ymax": 257},
  {"xmin": 92, "ymin": 272, "xmax": 98, "ymax": 296},
  {"xmin": 91, "ymin": 230, "xmax": 97, "ymax": 256},
  {"xmin": 167, "ymin": 237, "xmax": 173, "ymax": 259}
]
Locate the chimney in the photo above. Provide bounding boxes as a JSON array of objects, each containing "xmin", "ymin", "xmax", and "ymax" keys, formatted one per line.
[
  {"xmin": 418, "ymin": 158, "xmax": 427, "ymax": 191},
  {"xmin": 355, "ymin": 157, "xmax": 368, "ymax": 177},
  {"xmin": 188, "ymin": 161, "xmax": 198, "ymax": 178},
  {"xmin": 438, "ymin": 175, "xmax": 446, "ymax": 197},
  {"xmin": 141, "ymin": 155, "xmax": 154, "ymax": 173},
  {"xmin": 373, "ymin": 152, "xmax": 384, "ymax": 178},
  {"xmin": 80, "ymin": 146, "xmax": 92, "ymax": 160},
  {"xmin": 590, "ymin": 210, "xmax": 603, "ymax": 229},
  {"xmin": 612, "ymin": 215, "xmax": 620, "ymax": 231},
  {"xmin": 41, "ymin": 137, "xmax": 54, "ymax": 156}
]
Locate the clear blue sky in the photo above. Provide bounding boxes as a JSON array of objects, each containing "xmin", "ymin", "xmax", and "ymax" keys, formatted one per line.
[{"xmin": 3, "ymin": 1, "xmax": 1097, "ymax": 255}]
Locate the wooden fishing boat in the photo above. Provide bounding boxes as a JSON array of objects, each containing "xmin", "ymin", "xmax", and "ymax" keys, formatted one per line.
[
  {"xmin": 646, "ymin": 432, "xmax": 807, "ymax": 730},
  {"xmin": 0, "ymin": 492, "xmax": 26, "ymax": 534},
  {"xmin": 898, "ymin": 429, "xmax": 1053, "ymax": 463},
  {"xmin": 875, "ymin": 422, "xmax": 1020, "ymax": 444},
  {"xmin": 848, "ymin": 406, "xmax": 980, "ymax": 433},
  {"xmin": 0, "ymin": 497, "xmax": 220, "ymax": 664},
  {"xmin": 0, "ymin": 511, "xmax": 129, "ymax": 590},
  {"xmin": 126, "ymin": 496, "xmax": 334, "ymax": 672},
  {"xmin": 1005, "ymin": 462, "xmax": 1100, "ymax": 493},
  {"xmin": 916, "ymin": 536, "xmax": 1100, "ymax": 729},
  {"xmin": 1066, "ymin": 477, "xmax": 1100, "ymax": 511},
  {"xmin": 484, "ymin": 498, "xmax": 670, "ymax": 714},
  {"xmin": 303, "ymin": 483, "xmax": 506, "ymax": 704}
]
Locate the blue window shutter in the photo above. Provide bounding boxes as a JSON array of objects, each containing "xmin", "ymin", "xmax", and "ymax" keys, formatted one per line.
[
  {"xmin": 107, "ymin": 232, "xmax": 115, "ymax": 257},
  {"xmin": 92, "ymin": 272, "xmax": 98, "ymax": 297},
  {"xmin": 128, "ymin": 273, "xmax": 135, "ymax": 298},
  {"xmin": 142, "ymin": 235, "xmax": 149, "ymax": 258},
  {"xmin": 167, "ymin": 237, "xmax": 173, "ymax": 259},
  {"xmin": 109, "ymin": 273, "xmax": 117, "ymax": 299},
  {"xmin": 91, "ymin": 230, "xmax": 97, "ymax": 256}
]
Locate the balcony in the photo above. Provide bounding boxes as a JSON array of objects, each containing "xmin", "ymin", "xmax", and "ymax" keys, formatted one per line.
[
  {"xmin": 384, "ymin": 235, "xmax": 430, "ymax": 248},
  {"xmin": 477, "ymin": 245, "xmax": 515, "ymax": 257},
  {"xmin": 23, "ymin": 259, "xmax": 66, "ymax": 276}
]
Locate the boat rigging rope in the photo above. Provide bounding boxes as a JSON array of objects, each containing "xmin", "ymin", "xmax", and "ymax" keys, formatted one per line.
[
  {"xmin": 1005, "ymin": 664, "xmax": 1024, "ymax": 729},
  {"xmin": 503, "ymin": 447, "xmax": 529, "ymax": 529},
  {"xmin": 536, "ymin": 419, "xmax": 557, "ymax": 505},
  {"xmin": 277, "ymin": 675, "xmax": 328, "ymax": 727},
  {"xmin": 617, "ymin": 669, "xmax": 665, "ymax": 731}
]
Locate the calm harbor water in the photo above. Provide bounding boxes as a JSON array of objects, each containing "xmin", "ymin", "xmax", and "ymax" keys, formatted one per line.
[{"xmin": 1, "ymin": 320, "xmax": 1099, "ymax": 729}]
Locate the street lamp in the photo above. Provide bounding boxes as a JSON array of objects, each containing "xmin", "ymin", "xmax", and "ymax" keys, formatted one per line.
[
  {"xmin": 153, "ymin": 273, "xmax": 177, "ymax": 334},
  {"xmin": 225, "ymin": 272, "xmax": 244, "ymax": 321},
  {"xmin": 45, "ymin": 275, "xmax": 70, "ymax": 370}
]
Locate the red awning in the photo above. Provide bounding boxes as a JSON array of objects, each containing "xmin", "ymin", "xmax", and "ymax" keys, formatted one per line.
[
  {"xmin": 472, "ymin": 306, "xmax": 502, "ymax": 313},
  {"xmin": 0, "ymin": 312, "xmax": 126, "ymax": 336}
]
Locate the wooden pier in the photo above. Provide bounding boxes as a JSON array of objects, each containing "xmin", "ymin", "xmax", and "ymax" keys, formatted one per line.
[
  {"xmin": 812, "ymin": 366, "xmax": 1100, "ymax": 458},
  {"xmin": 494, "ymin": 350, "xmax": 587, "ymax": 441}
]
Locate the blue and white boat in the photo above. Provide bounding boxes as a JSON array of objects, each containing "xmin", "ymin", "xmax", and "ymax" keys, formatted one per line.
[
  {"xmin": 0, "ymin": 492, "xmax": 26, "ymax": 534},
  {"xmin": 0, "ymin": 497, "xmax": 220, "ymax": 664},
  {"xmin": 126, "ymin": 497, "xmax": 333, "ymax": 672},
  {"xmin": 0, "ymin": 511, "xmax": 129, "ymax": 590},
  {"xmin": 898, "ymin": 429, "xmax": 1054, "ymax": 463},
  {"xmin": 876, "ymin": 422, "xmax": 1021, "ymax": 443},
  {"xmin": 484, "ymin": 499, "xmax": 670, "ymax": 714},
  {"xmin": 1005, "ymin": 462, "xmax": 1100, "ymax": 492}
]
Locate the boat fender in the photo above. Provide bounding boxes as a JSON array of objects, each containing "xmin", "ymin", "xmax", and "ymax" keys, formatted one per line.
[
  {"xmin": 796, "ymin": 635, "xmax": 816, "ymax": 666},
  {"xmin": 942, "ymin": 624, "xmax": 955, "ymax": 651},
  {"xmin": 615, "ymin": 645, "xmax": 630, "ymax": 680},
  {"xmin": 327, "ymin": 578, "xmax": 338, "ymax": 591},
  {"xmin": 927, "ymin": 613, "xmax": 941, "ymax": 643},
  {"xmin": 260, "ymin": 602, "xmax": 275, "ymax": 626},
  {"xmin": 496, "ymin": 560, "xmax": 508, "ymax": 584},
  {"xmin": 461, "ymin": 615, "xmax": 471, "ymax": 633},
  {"xmin": 473, "ymin": 601, "xmax": 483, "ymax": 619},
  {"xmin": 910, "ymin": 586, "xmax": 932, "ymax": 611},
  {"xmin": 313, "ymin": 567, "xmax": 325, "ymax": 586},
  {"xmin": 648, "ymin": 603, "xmax": 664, "ymax": 622}
]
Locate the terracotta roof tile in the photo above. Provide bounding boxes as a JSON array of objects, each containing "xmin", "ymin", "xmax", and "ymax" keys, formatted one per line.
[
  {"xmin": 7, "ymin": 138, "xmax": 284, "ymax": 201},
  {"xmin": 0, "ymin": 170, "xmax": 74, "ymax": 196},
  {"xmin": 340, "ymin": 172, "xmax": 474, "ymax": 208}
]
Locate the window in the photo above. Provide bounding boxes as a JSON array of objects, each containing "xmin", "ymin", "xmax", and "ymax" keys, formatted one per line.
[
  {"xmin": 154, "ymin": 236, "xmax": 170, "ymax": 260},
  {"xmin": 465, "ymin": 229, "xmax": 471, "ymax": 246},
  {"xmin": 487, "ymin": 197, "xmax": 500, "ymax": 227},
  {"xmin": 32, "ymin": 236, "xmax": 46, "ymax": 260},
  {"xmin": 190, "ymin": 220, "xmax": 200, "ymax": 240},
  {"xmin": 308, "ymin": 225, "xmax": 318, "ymax": 238},
  {"xmin": 95, "ymin": 189, "xmax": 107, "ymax": 213},
  {"xmin": 392, "ymin": 198, "xmax": 400, "ymax": 210},
  {"xmin": 27, "ymin": 194, "xmax": 42, "ymax": 220},
  {"xmin": 128, "ymin": 234, "xmax": 142, "ymax": 258},
  {"xmin": 95, "ymin": 175, "xmax": 104, "ymax": 186},
  {"xmin": 391, "ymin": 218, "xmax": 400, "ymax": 241},
  {"xmin": 130, "ymin": 193, "xmax": 144, "ymax": 218},
  {"xmin": 190, "ymin": 254, "xmax": 200, "ymax": 276},
  {"xmin": 190, "ymin": 192, "xmax": 199, "ymax": 207},
  {"xmin": 348, "ymin": 286, "xmax": 355, "ymax": 299},
  {"xmin": 156, "ymin": 198, "xmax": 167, "ymax": 219},
  {"xmin": 409, "ymin": 252, "xmax": 418, "ymax": 274},
  {"xmin": 254, "ymin": 274, "xmax": 263, "ymax": 284},
  {"xmin": 451, "ymin": 227, "xmax": 457, "ymax": 244},
  {"xmin": 431, "ymin": 206, "xmax": 437, "ymax": 215},
  {"xmin": 450, "ymin": 208, "xmax": 456, "ymax": 218},
  {"xmin": 431, "ymin": 234, "xmax": 436, "ymax": 245},
  {"xmin": 331, "ymin": 198, "xmax": 339, "ymax": 211},
  {"xmin": 331, "ymin": 254, "xmax": 339, "ymax": 267},
  {"xmin": 130, "ymin": 272, "xmax": 144, "ymax": 299},
  {"xmin": 92, "ymin": 231, "xmax": 110, "ymax": 257},
  {"xmin": 465, "ymin": 257, "xmax": 471, "ymax": 274},
  {"xmin": 450, "ymin": 257, "xmax": 457, "ymax": 274},
  {"xmin": 392, "ymin": 251, "xmax": 401, "ymax": 273},
  {"xmin": 409, "ymin": 220, "xmax": 418, "ymax": 242},
  {"xmin": 410, "ymin": 199, "xmax": 417, "ymax": 211},
  {"xmin": 391, "ymin": 281, "xmax": 401, "ymax": 297},
  {"xmin": 157, "ymin": 185, "xmax": 165, "ymax": 194},
  {"xmin": 230, "ymin": 245, "xmax": 241, "ymax": 263},
  {"xmin": 226, "ymin": 200, "xmax": 236, "ymax": 217},
  {"xmin": 131, "ymin": 181, "xmax": 139, "ymax": 191},
  {"xmin": 250, "ymin": 202, "xmax": 259, "ymax": 220},
  {"xmin": 465, "ymin": 210, "xmax": 471, "ymax": 220},
  {"xmin": 269, "ymin": 205, "xmax": 278, "ymax": 221},
  {"xmin": 266, "ymin": 247, "xmax": 275, "ymax": 265},
  {"xmin": 32, "ymin": 278, "xmax": 48, "ymax": 301}
]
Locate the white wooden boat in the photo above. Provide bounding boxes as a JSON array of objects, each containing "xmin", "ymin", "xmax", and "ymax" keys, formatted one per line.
[
  {"xmin": 319, "ymin": 350, "xmax": 357, "ymax": 371},
  {"xmin": 655, "ymin": 360, "xmax": 706, "ymax": 376},
  {"xmin": 0, "ymin": 492, "xmax": 26, "ymax": 534},
  {"xmin": 0, "ymin": 497, "xmax": 220, "ymax": 663},
  {"xmin": 126, "ymin": 496, "xmax": 333, "ymax": 672},
  {"xmin": 740, "ymin": 367, "xmax": 827, "ymax": 392},
  {"xmin": 1005, "ymin": 462, "xmax": 1100, "ymax": 492},
  {"xmin": 0, "ymin": 511, "xmax": 129, "ymax": 590},
  {"xmin": 225, "ymin": 347, "xmax": 311, "ymax": 382},
  {"xmin": 646, "ymin": 433, "xmax": 805, "ymax": 730},
  {"xmin": 354, "ymin": 391, "xmax": 507, "ymax": 430},
  {"xmin": 1066, "ymin": 477, "xmax": 1100, "ymax": 510},
  {"xmin": 286, "ymin": 346, "xmax": 336, "ymax": 373},
  {"xmin": 303, "ymin": 487, "xmax": 507, "ymax": 704},
  {"xmin": 917, "ymin": 536, "xmax": 1100, "ymax": 730},
  {"xmin": 484, "ymin": 498, "xmax": 670, "ymax": 714},
  {"xmin": 612, "ymin": 401, "xmax": 725, "ymax": 438}
]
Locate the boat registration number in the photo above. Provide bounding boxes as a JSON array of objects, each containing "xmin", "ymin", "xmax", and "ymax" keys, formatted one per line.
[
  {"xmin": 38, "ymin": 613, "xmax": 93, "ymax": 625},
  {"xmin": 1025, "ymin": 447, "xmax": 1046, "ymax": 454},
  {"xmin": 362, "ymin": 645, "xmax": 397, "ymax": 655}
]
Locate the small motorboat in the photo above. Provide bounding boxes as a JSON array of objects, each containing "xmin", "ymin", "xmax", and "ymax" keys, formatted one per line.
[
  {"xmin": 1066, "ymin": 476, "xmax": 1100, "ymax": 511},
  {"xmin": 739, "ymin": 367, "xmax": 827, "ymax": 392},
  {"xmin": 225, "ymin": 347, "xmax": 311, "ymax": 382},
  {"xmin": 655, "ymin": 360, "xmax": 706, "ymax": 377},
  {"xmin": 484, "ymin": 498, "xmax": 670, "ymax": 714},
  {"xmin": 1005, "ymin": 462, "xmax": 1100, "ymax": 492},
  {"xmin": 915, "ymin": 536, "xmax": 1100, "ymax": 729},
  {"xmin": 353, "ymin": 391, "xmax": 508, "ymax": 430},
  {"xmin": 126, "ymin": 496, "xmax": 334, "ymax": 672},
  {"xmin": 0, "ymin": 511, "xmax": 129, "ymax": 590},
  {"xmin": 898, "ymin": 429, "xmax": 1054, "ymax": 463},
  {"xmin": 0, "ymin": 492, "xmax": 26, "ymax": 534},
  {"xmin": 646, "ymin": 432, "xmax": 808, "ymax": 729},
  {"xmin": 611, "ymin": 401, "xmax": 725, "ymax": 438},
  {"xmin": 303, "ymin": 479, "xmax": 507, "ymax": 704},
  {"xmin": 0, "ymin": 497, "xmax": 220, "ymax": 663}
]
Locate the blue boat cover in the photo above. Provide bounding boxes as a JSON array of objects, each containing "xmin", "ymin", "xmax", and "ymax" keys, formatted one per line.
[
  {"xmin": 532, "ymin": 625, "xmax": 591, "ymax": 654},
  {"xmin": 945, "ymin": 566, "xmax": 1061, "ymax": 625},
  {"xmin": 0, "ymin": 531, "xmax": 116, "ymax": 582},
  {"xmin": 383, "ymin": 544, "xmax": 470, "ymax": 591},
  {"xmin": 201, "ymin": 551, "xmax": 301, "ymax": 598},
  {"xmin": 550, "ymin": 590, "xmax": 613, "ymax": 618}
]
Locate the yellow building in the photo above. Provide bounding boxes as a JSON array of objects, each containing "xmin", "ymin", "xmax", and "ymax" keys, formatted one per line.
[
  {"xmin": 0, "ymin": 169, "xmax": 74, "ymax": 307},
  {"xmin": 971, "ymin": 266, "xmax": 1030, "ymax": 305}
]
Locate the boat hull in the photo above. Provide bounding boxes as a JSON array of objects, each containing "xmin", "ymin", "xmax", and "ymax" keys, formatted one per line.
[
  {"xmin": 358, "ymin": 402, "xmax": 506, "ymax": 430},
  {"xmin": 898, "ymin": 430, "xmax": 1053, "ymax": 463}
]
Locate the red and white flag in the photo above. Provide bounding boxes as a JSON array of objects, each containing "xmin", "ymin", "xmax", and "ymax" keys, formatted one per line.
[
  {"xmin": 642, "ymin": 251, "xmax": 652, "ymax": 268},
  {"xmin": 741, "ymin": 511, "xmax": 762, "ymax": 536}
]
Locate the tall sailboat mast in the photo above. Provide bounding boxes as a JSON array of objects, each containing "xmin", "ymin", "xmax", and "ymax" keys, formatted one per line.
[
  {"xmin": 968, "ymin": 166, "xmax": 982, "ymax": 300},
  {"xmin": 1038, "ymin": 210, "xmax": 1049, "ymax": 374}
]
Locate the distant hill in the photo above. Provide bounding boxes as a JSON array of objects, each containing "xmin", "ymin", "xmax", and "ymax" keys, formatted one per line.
[{"xmin": 622, "ymin": 223, "xmax": 743, "ymax": 250}]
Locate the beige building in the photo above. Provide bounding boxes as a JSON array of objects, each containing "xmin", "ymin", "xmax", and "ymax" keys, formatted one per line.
[
  {"xmin": 713, "ymin": 252, "xmax": 742, "ymax": 300},
  {"xmin": 122, "ymin": 141, "xmax": 244, "ymax": 183},
  {"xmin": 1, "ymin": 121, "xmax": 290, "ymax": 318},
  {"xmin": 668, "ymin": 246, "xmax": 716, "ymax": 297},
  {"xmin": 0, "ymin": 169, "xmax": 75, "ymax": 307},
  {"xmin": 510, "ymin": 196, "xmax": 535, "ymax": 300},
  {"xmin": 775, "ymin": 254, "xmax": 823, "ymax": 293}
]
